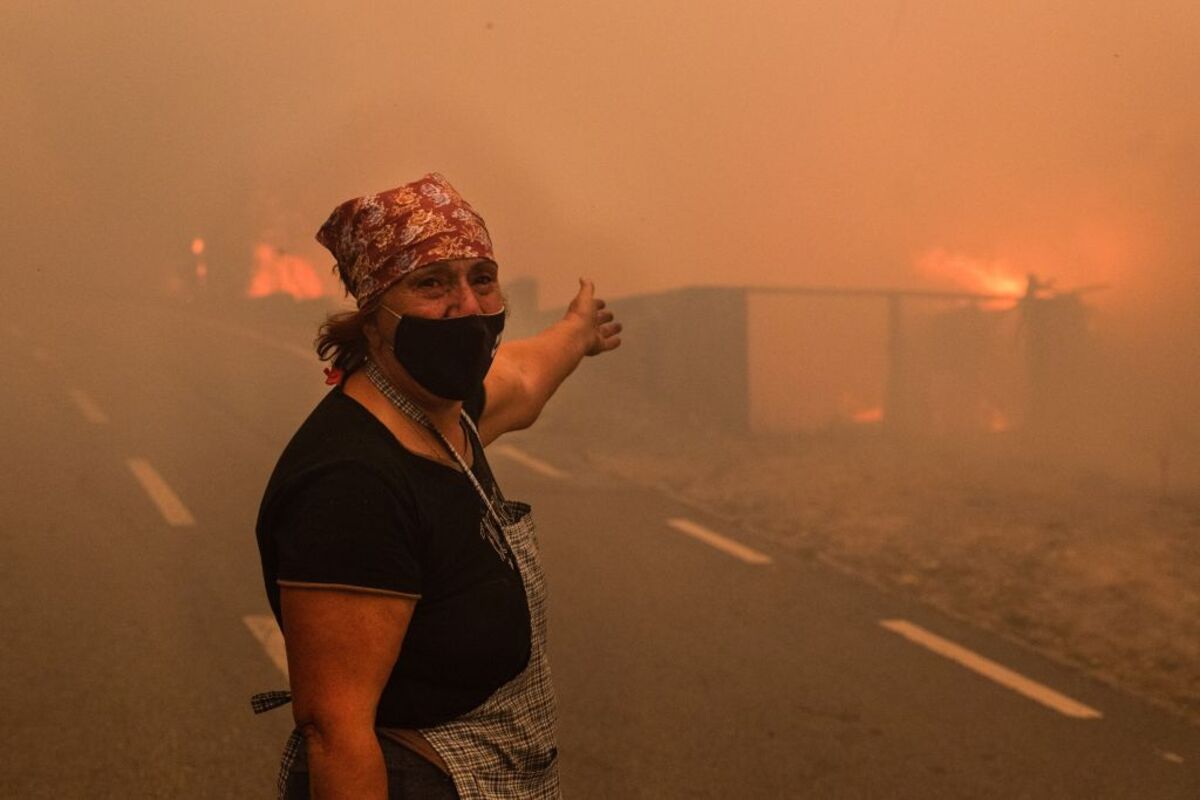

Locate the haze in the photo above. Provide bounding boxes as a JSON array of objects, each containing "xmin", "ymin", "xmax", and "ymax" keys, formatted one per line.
[
  {"xmin": 4, "ymin": 2, "xmax": 1197, "ymax": 302},
  {"xmin": 4, "ymin": 2, "xmax": 1200, "ymax": 796}
]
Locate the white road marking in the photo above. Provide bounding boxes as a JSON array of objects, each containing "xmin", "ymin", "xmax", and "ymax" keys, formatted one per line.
[
  {"xmin": 879, "ymin": 619, "xmax": 1103, "ymax": 719},
  {"xmin": 1161, "ymin": 751, "xmax": 1185, "ymax": 764},
  {"xmin": 68, "ymin": 388, "xmax": 109, "ymax": 424},
  {"xmin": 244, "ymin": 614, "xmax": 290, "ymax": 679},
  {"xmin": 32, "ymin": 347, "xmax": 51, "ymax": 364},
  {"xmin": 126, "ymin": 458, "xmax": 196, "ymax": 527},
  {"xmin": 490, "ymin": 444, "xmax": 569, "ymax": 479},
  {"xmin": 666, "ymin": 517, "xmax": 773, "ymax": 565}
]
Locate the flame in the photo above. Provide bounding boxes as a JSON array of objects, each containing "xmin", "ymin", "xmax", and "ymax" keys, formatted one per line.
[
  {"xmin": 191, "ymin": 237, "xmax": 206, "ymax": 256},
  {"xmin": 915, "ymin": 248, "xmax": 1026, "ymax": 298},
  {"xmin": 246, "ymin": 243, "xmax": 330, "ymax": 301}
]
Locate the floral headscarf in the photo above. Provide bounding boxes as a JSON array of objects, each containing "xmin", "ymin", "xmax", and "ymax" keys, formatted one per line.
[{"xmin": 315, "ymin": 173, "xmax": 495, "ymax": 309}]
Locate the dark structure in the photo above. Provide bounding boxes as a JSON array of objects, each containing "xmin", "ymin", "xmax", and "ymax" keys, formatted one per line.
[{"xmin": 509, "ymin": 277, "xmax": 1099, "ymax": 439}]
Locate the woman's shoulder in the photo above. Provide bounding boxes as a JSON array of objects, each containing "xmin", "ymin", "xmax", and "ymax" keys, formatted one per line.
[
  {"xmin": 291, "ymin": 387, "xmax": 400, "ymax": 457},
  {"xmin": 263, "ymin": 390, "xmax": 409, "ymax": 499}
]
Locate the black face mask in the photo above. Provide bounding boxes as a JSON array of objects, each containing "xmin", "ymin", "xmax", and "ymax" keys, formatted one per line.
[{"xmin": 383, "ymin": 307, "xmax": 506, "ymax": 400}]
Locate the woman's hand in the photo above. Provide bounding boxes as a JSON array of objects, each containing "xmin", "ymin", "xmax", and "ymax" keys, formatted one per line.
[
  {"xmin": 564, "ymin": 278, "xmax": 622, "ymax": 357},
  {"xmin": 479, "ymin": 278, "xmax": 623, "ymax": 444}
]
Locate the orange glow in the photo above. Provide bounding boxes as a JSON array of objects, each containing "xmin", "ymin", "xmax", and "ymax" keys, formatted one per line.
[
  {"xmin": 986, "ymin": 405, "xmax": 1010, "ymax": 433},
  {"xmin": 246, "ymin": 243, "xmax": 329, "ymax": 301},
  {"xmin": 191, "ymin": 237, "xmax": 205, "ymax": 256},
  {"xmin": 851, "ymin": 406, "xmax": 883, "ymax": 424},
  {"xmin": 838, "ymin": 391, "xmax": 884, "ymax": 425},
  {"xmin": 915, "ymin": 248, "xmax": 1026, "ymax": 298}
]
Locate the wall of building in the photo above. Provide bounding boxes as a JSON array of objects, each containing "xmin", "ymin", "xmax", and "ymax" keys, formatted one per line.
[{"xmin": 511, "ymin": 283, "xmax": 751, "ymax": 432}]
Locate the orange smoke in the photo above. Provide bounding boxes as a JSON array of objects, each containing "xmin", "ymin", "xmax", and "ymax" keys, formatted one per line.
[
  {"xmin": 246, "ymin": 243, "xmax": 330, "ymax": 301},
  {"xmin": 914, "ymin": 248, "xmax": 1026, "ymax": 298}
]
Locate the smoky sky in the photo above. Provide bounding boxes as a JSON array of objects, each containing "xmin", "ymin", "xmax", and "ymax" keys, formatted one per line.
[{"xmin": 4, "ymin": 0, "xmax": 1198, "ymax": 335}]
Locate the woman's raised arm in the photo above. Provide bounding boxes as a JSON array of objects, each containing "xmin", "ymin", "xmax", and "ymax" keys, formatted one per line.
[{"xmin": 479, "ymin": 278, "xmax": 622, "ymax": 445}]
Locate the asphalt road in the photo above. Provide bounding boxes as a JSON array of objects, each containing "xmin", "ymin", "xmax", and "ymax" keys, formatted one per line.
[{"xmin": 2, "ymin": 295, "xmax": 1197, "ymax": 798}]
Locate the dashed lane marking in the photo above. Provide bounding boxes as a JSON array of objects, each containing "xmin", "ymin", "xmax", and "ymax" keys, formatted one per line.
[
  {"xmin": 68, "ymin": 388, "xmax": 110, "ymax": 424},
  {"xmin": 665, "ymin": 517, "xmax": 773, "ymax": 565},
  {"xmin": 244, "ymin": 614, "xmax": 289, "ymax": 678},
  {"xmin": 126, "ymin": 458, "xmax": 196, "ymax": 527},
  {"xmin": 880, "ymin": 619, "xmax": 1103, "ymax": 719},
  {"xmin": 490, "ymin": 444, "xmax": 569, "ymax": 479},
  {"xmin": 1160, "ymin": 751, "xmax": 1185, "ymax": 765}
]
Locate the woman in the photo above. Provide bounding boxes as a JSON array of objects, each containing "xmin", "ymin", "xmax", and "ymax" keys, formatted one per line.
[{"xmin": 253, "ymin": 173, "xmax": 621, "ymax": 799}]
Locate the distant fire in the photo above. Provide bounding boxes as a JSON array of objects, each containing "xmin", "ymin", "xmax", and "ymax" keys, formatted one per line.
[
  {"xmin": 191, "ymin": 236, "xmax": 208, "ymax": 289},
  {"xmin": 840, "ymin": 392, "xmax": 883, "ymax": 425},
  {"xmin": 246, "ymin": 244, "xmax": 331, "ymax": 301},
  {"xmin": 851, "ymin": 406, "xmax": 883, "ymax": 424},
  {"xmin": 915, "ymin": 248, "xmax": 1026, "ymax": 299},
  {"xmin": 985, "ymin": 404, "xmax": 1011, "ymax": 433}
]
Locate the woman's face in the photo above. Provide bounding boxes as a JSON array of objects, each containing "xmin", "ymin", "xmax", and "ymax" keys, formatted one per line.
[
  {"xmin": 380, "ymin": 258, "xmax": 503, "ymax": 319},
  {"xmin": 365, "ymin": 258, "xmax": 504, "ymax": 360}
]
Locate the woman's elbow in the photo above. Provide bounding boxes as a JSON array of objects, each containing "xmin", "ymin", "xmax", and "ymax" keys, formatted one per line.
[{"xmin": 293, "ymin": 707, "xmax": 375, "ymax": 756}]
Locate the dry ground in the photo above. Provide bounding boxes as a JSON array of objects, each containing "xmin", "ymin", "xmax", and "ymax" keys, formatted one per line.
[{"xmin": 536, "ymin": 385, "xmax": 1200, "ymax": 727}]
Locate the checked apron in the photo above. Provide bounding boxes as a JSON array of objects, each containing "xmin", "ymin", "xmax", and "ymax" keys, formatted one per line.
[{"xmin": 252, "ymin": 361, "xmax": 560, "ymax": 799}]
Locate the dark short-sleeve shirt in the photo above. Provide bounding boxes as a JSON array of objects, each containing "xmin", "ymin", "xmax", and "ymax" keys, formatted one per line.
[{"xmin": 254, "ymin": 382, "xmax": 532, "ymax": 729}]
